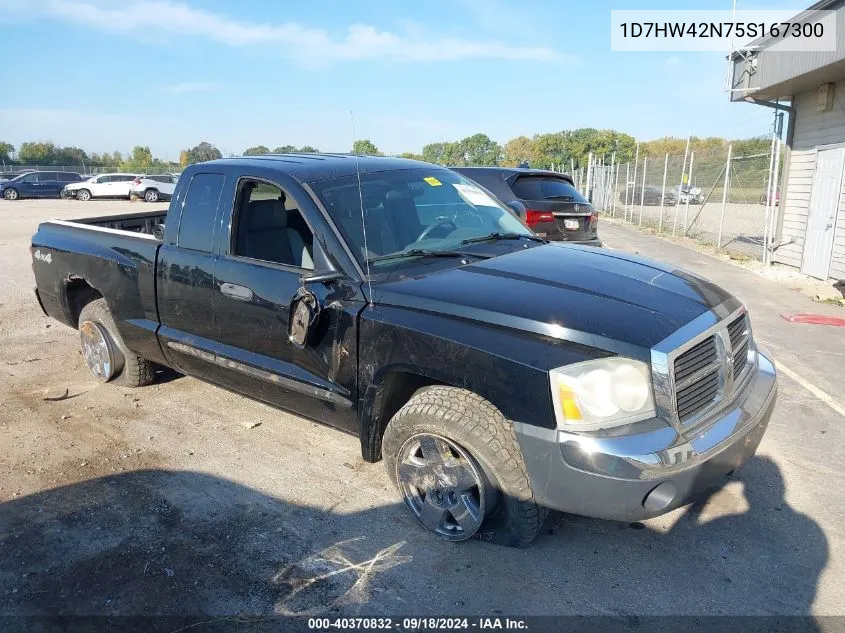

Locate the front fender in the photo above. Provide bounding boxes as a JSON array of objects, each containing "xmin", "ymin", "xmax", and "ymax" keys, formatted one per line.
[{"xmin": 357, "ymin": 304, "xmax": 604, "ymax": 461}]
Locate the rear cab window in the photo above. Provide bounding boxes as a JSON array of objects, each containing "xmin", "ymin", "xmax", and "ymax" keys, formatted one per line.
[
  {"xmin": 511, "ymin": 176, "xmax": 587, "ymax": 203},
  {"xmin": 177, "ymin": 173, "xmax": 225, "ymax": 252}
]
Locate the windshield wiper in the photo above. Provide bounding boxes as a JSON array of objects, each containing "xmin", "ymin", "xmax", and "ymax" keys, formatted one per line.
[
  {"xmin": 545, "ymin": 195, "xmax": 576, "ymax": 201},
  {"xmin": 460, "ymin": 232, "xmax": 547, "ymax": 245},
  {"xmin": 367, "ymin": 248, "xmax": 493, "ymax": 263}
]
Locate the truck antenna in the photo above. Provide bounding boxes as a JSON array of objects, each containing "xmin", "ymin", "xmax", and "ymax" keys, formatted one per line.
[{"xmin": 351, "ymin": 110, "xmax": 373, "ymax": 304}]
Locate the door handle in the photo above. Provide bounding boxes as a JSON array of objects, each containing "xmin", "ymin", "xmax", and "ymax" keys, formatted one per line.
[{"xmin": 220, "ymin": 282, "xmax": 254, "ymax": 302}]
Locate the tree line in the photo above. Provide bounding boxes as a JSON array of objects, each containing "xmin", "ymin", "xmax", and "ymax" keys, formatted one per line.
[{"xmin": 1, "ymin": 130, "xmax": 774, "ymax": 174}]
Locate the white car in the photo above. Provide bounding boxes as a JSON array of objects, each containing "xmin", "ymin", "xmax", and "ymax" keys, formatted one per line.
[
  {"xmin": 129, "ymin": 174, "xmax": 180, "ymax": 203},
  {"xmin": 63, "ymin": 173, "xmax": 140, "ymax": 201}
]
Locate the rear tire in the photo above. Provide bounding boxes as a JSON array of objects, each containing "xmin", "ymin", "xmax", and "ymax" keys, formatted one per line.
[
  {"xmin": 382, "ymin": 386, "xmax": 547, "ymax": 547},
  {"xmin": 78, "ymin": 298, "xmax": 156, "ymax": 387},
  {"xmin": 144, "ymin": 188, "xmax": 159, "ymax": 203},
  {"xmin": 76, "ymin": 188, "xmax": 91, "ymax": 202},
  {"xmin": 4, "ymin": 188, "xmax": 19, "ymax": 200}
]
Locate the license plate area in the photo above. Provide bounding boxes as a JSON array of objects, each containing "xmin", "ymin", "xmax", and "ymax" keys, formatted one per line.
[{"xmin": 563, "ymin": 218, "xmax": 580, "ymax": 231}]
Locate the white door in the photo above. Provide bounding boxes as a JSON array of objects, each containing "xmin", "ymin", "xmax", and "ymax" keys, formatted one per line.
[
  {"xmin": 802, "ymin": 147, "xmax": 845, "ymax": 279},
  {"xmin": 90, "ymin": 176, "xmax": 110, "ymax": 197}
]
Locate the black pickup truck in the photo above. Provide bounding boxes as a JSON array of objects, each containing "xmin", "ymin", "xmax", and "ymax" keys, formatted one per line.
[{"xmin": 31, "ymin": 154, "xmax": 777, "ymax": 547}]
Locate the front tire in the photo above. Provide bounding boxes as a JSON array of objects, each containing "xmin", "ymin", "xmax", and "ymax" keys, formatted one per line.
[
  {"xmin": 382, "ymin": 386, "xmax": 547, "ymax": 547},
  {"xmin": 144, "ymin": 188, "xmax": 159, "ymax": 203},
  {"xmin": 3, "ymin": 188, "xmax": 19, "ymax": 200},
  {"xmin": 78, "ymin": 298, "xmax": 156, "ymax": 387},
  {"xmin": 76, "ymin": 188, "xmax": 91, "ymax": 201}
]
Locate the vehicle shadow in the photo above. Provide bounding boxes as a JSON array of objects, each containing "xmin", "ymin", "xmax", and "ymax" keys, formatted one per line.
[
  {"xmin": 0, "ymin": 456, "xmax": 827, "ymax": 626},
  {"xmin": 540, "ymin": 455, "xmax": 828, "ymax": 619}
]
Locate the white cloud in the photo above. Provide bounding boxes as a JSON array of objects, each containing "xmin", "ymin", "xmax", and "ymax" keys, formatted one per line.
[
  {"xmin": 163, "ymin": 82, "xmax": 221, "ymax": 94},
  {"xmin": 11, "ymin": 0, "xmax": 562, "ymax": 64}
]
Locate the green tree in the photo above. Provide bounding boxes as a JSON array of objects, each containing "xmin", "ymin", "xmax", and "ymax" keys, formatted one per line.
[
  {"xmin": 398, "ymin": 152, "xmax": 424, "ymax": 161},
  {"xmin": 0, "ymin": 142, "xmax": 14, "ymax": 163},
  {"xmin": 18, "ymin": 141, "xmax": 58, "ymax": 164},
  {"xmin": 455, "ymin": 133, "xmax": 501, "ymax": 166},
  {"xmin": 502, "ymin": 136, "xmax": 534, "ymax": 167},
  {"xmin": 179, "ymin": 150, "xmax": 191, "ymax": 168},
  {"xmin": 121, "ymin": 146, "xmax": 154, "ymax": 173},
  {"xmin": 54, "ymin": 146, "xmax": 89, "ymax": 165},
  {"xmin": 298, "ymin": 145, "xmax": 319, "ymax": 153},
  {"xmin": 531, "ymin": 132, "xmax": 570, "ymax": 170},
  {"xmin": 273, "ymin": 145, "xmax": 297, "ymax": 153},
  {"xmin": 243, "ymin": 145, "xmax": 270, "ymax": 156},
  {"xmin": 422, "ymin": 142, "xmax": 452, "ymax": 165},
  {"xmin": 185, "ymin": 142, "xmax": 222, "ymax": 164},
  {"xmin": 351, "ymin": 139, "xmax": 381, "ymax": 156}
]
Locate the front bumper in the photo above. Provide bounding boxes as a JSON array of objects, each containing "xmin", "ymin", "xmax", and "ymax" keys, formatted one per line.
[{"xmin": 514, "ymin": 348, "xmax": 777, "ymax": 521}]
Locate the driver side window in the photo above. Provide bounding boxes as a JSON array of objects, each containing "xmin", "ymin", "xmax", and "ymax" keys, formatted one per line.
[{"xmin": 231, "ymin": 179, "xmax": 314, "ymax": 270}]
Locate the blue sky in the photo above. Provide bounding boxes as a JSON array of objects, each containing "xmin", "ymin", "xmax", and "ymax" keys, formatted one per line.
[{"xmin": 0, "ymin": 0, "xmax": 795, "ymax": 160}]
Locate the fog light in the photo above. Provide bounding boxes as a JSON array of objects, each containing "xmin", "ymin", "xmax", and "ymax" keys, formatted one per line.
[{"xmin": 642, "ymin": 482, "xmax": 677, "ymax": 513}]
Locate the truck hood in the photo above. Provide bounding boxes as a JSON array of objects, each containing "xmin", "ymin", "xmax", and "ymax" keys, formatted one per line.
[{"xmin": 371, "ymin": 243, "xmax": 735, "ymax": 353}]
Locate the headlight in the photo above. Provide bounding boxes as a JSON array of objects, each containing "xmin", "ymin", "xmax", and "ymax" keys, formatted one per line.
[{"xmin": 549, "ymin": 357, "xmax": 656, "ymax": 431}]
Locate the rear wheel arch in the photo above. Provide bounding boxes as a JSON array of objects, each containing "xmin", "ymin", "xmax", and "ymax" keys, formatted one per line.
[{"xmin": 64, "ymin": 277, "xmax": 103, "ymax": 329}]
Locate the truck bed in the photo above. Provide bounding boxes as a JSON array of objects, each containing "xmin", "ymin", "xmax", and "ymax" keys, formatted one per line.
[
  {"xmin": 71, "ymin": 209, "xmax": 167, "ymax": 235},
  {"xmin": 31, "ymin": 210, "xmax": 165, "ymax": 363}
]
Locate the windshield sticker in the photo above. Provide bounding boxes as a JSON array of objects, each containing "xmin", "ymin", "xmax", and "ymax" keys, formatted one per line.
[
  {"xmin": 453, "ymin": 183, "xmax": 498, "ymax": 207},
  {"xmin": 423, "ymin": 177, "xmax": 442, "ymax": 187}
]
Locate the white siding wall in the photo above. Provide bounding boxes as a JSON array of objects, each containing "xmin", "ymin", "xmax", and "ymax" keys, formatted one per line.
[{"xmin": 774, "ymin": 79, "xmax": 845, "ymax": 279}]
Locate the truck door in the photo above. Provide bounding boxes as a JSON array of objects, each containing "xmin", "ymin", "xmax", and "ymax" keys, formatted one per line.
[
  {"xmin": 210, "ymin": 174, "xmax": 358, "ymax": 432},
  {"xmin": 156, "ymin": 171, "xmax": 226, "ymax": 379}
]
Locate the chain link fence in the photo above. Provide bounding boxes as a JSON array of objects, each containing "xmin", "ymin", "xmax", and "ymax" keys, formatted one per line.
[
  {"xmin": 573, "ymin": 140, "xmax": 782, "ymax": 263},
  {"xmin": 1, "ymin": 164, "xmax": 177, "ymax": 176}
]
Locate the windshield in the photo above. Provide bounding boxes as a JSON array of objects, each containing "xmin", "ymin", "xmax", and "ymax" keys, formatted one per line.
[{"xmin": 310, "ymin": 168, "xmax": 531, "ymax": 270}]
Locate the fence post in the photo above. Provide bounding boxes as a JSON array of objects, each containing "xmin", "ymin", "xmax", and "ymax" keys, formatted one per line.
[
  {"xmin": 586, "ymin": 152, "xmax": 594, "ymax": 203},
  {"xmin": 624, "ymin": 162, "xmax": 631, "ymax": 218},
  {"xmin": 717, "ymin": 144, "xmax": 733, "ymax": 249},
  {"xmin": 639, "ymin": 156, "xmax": 648, "ymax": 226},
  {"xmin": 683, "ymin": 151, "xmax": 695, "ymax": 235},
  {"xmin": 763, "ymin": 133, "xmax": 777, "ymax": 263},
  {"xmin": 604, "ymin": 153, "xmax": 615, "ymax": 213},
  {"xmin": 629, "ymin": 143, "xmax": 640, "ymax": 222},
  {"xmin": 613, "ymin": 160, "xmax": 620, "ymax": 218},
  {"xmin": 766, "ymin": 138, "xmax": 782, "ymax": 265},
  {"xmin": 658, "ymin": 153, "xmax": 669, "ymax": 233},
  {"xmin": 674, "ymin": 136, "xmax": 691, "ymax": 235}
]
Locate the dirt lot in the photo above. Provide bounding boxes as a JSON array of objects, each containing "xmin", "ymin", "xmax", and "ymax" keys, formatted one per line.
[{"xmin": 1, "ymin": 199, "xmax": 844, "ymax": 620}]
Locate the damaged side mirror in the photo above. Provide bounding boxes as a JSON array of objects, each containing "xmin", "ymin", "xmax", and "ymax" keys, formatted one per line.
[{"xmin": 289, "ymin": 287, "xmax": 320, "ymax": 349}]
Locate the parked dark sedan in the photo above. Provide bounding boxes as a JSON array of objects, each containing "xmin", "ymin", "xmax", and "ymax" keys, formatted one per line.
[
  {"xmin": 452, "ymin": 167, "xmax": 600, "ymax": 245},
  {"xmin": 0, "ymin": 171, "xmax": 83, "ymax": 200},
  {"xmin": 621, "ymin": 185, "xmax": 676, "ymax": 206}
]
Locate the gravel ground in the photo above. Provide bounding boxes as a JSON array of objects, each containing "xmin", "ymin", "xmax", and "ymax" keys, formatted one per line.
[{"xmin": 1, "ymin": 199, "xmax": 843, "ymax": 620}]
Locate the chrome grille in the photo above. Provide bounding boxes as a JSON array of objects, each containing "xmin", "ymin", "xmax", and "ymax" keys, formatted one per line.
[
  {"xmin": 673, "ymin": 335, "xmax": 720, "ymax": 422},
  {"xmin": 728, "ymin": 313, "xmax": 750, "ymax": 380}
]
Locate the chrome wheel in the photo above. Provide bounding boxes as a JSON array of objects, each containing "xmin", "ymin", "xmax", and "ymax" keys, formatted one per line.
[
  {"xmin": 79, "ymin": 320, "xmax": 120, "ymax": 381},
  {"xmin": 144, "ymin": 189, "xmax": 159, "ymax": 202},
  {"xmin": 396, "ymin": 433, "xmax": 486, "ymax": 541},
  {"xmin": 77, "ymin": 189, "xmax": 91, "ymax": 201},
  {"xmin": 4, "ymin": 188, "xmax": 18, "ymax": 200}
]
